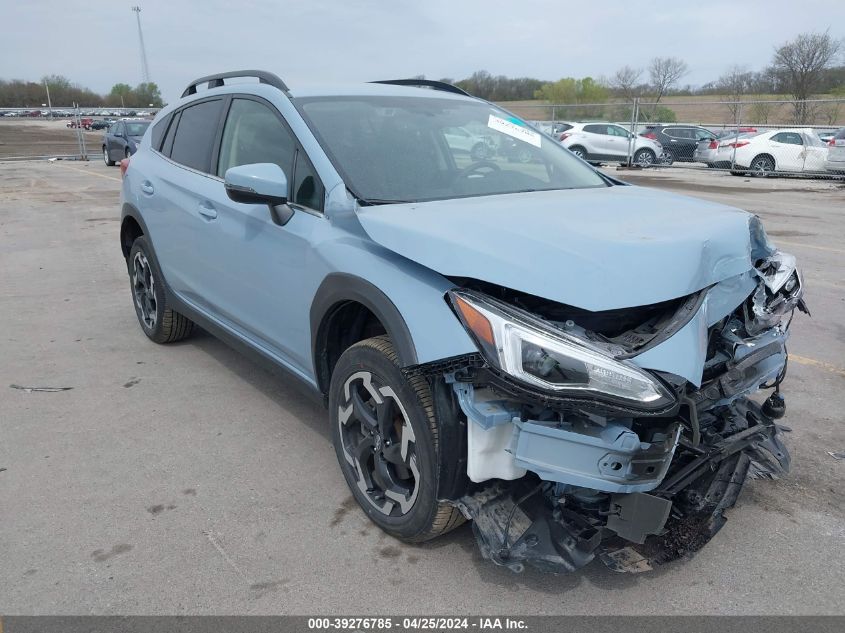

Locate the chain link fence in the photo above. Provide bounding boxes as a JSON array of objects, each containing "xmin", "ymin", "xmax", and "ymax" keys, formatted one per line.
[
  {"xmin": 0, "ymin": 106, "xmax": 159, "ymax": 162},
  {"xmin": 510, "ymin": 97, "xmax": 845, "ymax": 178}
]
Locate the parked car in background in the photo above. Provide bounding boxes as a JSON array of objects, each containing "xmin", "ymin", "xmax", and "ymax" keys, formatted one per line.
[
  {"xmin": 102, "ymin": 119, "xmax": 151, "ymax": 166},
  {"xmin": 90, "ymin": 119, "xmax": 112, "ymax": 130},
  {"xmin": 728, "ymin": 129, "xmax": 828, "ymax": 176},
  {"xmin": 119, "ymin": 70, "xmax": 805, "ymax": 575},
  {"xmin": 561, "ymin": 122, "xmax": 663, "ymax": 165},
  {"xmin": 640, "ymin": 125, "xmax": 716, "ymax": 162},
  {"xmin": 67, "ymin": 118, "xmax": 93, "ymax": 130},
  {"xmin": 824, "ymin": 128, "xmax": 845, "ymax": 174},
  {"xmin": 694, "ymin": 131, "xmax": 759, "ymax": 168},
  {"xmin": 443, "ymin": 126, "xmax": 495, "ymax": 159}
]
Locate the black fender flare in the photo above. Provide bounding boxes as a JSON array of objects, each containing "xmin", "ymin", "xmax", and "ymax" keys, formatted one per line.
[
  {"xmin": 310, "ymin": 273, "xmax": 418, "ymax": 394},
  {"xmin": 120, "ymin": 202, "xmax": 154, "ymax": 258}
]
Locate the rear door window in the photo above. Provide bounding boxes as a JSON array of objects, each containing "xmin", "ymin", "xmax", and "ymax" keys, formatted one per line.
[
  {"xmin": 583, "ymin": 124, "xmax": 606, "ymax": 135},
  {"xmin": 170, "ymin": 99, "xmax": 225, "ymax": 173},
  {"xmin": 150, "ymin": 114, "xmax": 170, "ymax": 150},
  {"xmin": 771, "ymin": 132, "xmax": 803, "ymax": 145}
]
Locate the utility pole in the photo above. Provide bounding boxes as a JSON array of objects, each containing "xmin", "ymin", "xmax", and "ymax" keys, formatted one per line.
[{"xmin": 131, "ymin": 6, "xmax": 151, "ymax": 84}]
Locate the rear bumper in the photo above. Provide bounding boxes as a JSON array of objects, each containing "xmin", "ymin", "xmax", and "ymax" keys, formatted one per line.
[{"xmin": 824, "ymin": 159, "xmax": 845, "ymax": 173}]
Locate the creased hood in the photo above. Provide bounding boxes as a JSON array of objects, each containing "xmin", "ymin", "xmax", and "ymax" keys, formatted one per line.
[{"xmin": 357, "ymin": 186, "xmax": 760, "ymax": 311}]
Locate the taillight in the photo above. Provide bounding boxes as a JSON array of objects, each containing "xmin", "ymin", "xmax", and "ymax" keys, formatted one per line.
[
  {"xmin": 829, "ymin": 138, "xmax": 836, "ymax": 147},
  {"xmin": 728, "ymin": 141, "xmax": 750, "ymax": 149},
  {"xmin": 560, "ymin": 132, "xmax": 571, "ymax": 141},
  {"xmin": 643, "ymin": 132, "xmax": 657, "ymax": 140},
  {"xmin": 120, "ymin": 157, "xmax": 130, "ymax": 178},
  {"xmin": 708, "ymin": 140, "xmax": 718, "ymax": 149}
]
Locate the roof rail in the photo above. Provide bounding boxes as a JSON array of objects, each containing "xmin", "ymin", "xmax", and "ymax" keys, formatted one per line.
[
  {"xmin": 370, "ymin": 79, "xmax": 471, "ymax": 97},
  {"xmin": 181, "ymin": 70, "xmax": 290, "ymax": 98}
]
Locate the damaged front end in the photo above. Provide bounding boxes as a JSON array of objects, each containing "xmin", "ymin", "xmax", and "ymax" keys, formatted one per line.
[{"xmin": 411, "ymin": 247, "xmax": 807, "ymax": 574}]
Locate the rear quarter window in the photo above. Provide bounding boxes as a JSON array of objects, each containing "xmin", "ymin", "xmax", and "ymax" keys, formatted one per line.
[
  {"xmin": 169, "ymin": 99, "xmax": 225, "ymax": 173},
  {"xmin": 150, "ymin": 114, "xmax": 171, "ymax": 151}
]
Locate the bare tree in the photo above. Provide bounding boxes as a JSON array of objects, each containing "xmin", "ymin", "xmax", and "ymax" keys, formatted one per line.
[
  {"xmin": 717, "ymin": 65, "xmax": 753, "ymax": 123},
  {"xmin": 609, "ymin": 66, "xmax": 643, "ymax": 103},
  {"xmin": 772, "ymin": 30, "xmax": 842, "ymax": 123},
  {"xmin": 648, "ymin": 57, "xmax": 688, "ymax": 104}
]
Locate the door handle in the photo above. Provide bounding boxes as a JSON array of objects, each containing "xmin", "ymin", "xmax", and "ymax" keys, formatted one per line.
[
  {"xmin": 197, "ymin": 202, "xmax": 218, "ymax": 220},
  {"xmin": 140, "ymin": 181, "xmax": 154, "ymax": 195},
  {"xmin": 669, "ymin": 139, "xmax": 678, "ymax": 142}
]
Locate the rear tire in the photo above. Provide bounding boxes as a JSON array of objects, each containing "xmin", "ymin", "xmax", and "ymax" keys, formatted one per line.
[
  {"xmin": 633, "ymin": 148, "xmax": 656, "ymax": 166},
  {"xmin": 127, "ymin": 236, "xmax": 195, "ymax": 344},
  {"xmin": 329, "ymin": 336, "xmax": 464, "ymax": 543},
  {"xmin": 470, "ymin": 142, "xmax": 490, "ymax": 160},
  {"xmin": 750, "ymin": 154, "xmax": 775, "ymax": 177},
  {"xmin": 568, "ymin": 145, "xmax": 587, "ymax": 160}
]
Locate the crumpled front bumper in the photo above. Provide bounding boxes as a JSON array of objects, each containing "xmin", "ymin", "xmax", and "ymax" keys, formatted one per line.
[{"xmin": 431, "ymin": 250, "xmax": 804, "ymax": 574}]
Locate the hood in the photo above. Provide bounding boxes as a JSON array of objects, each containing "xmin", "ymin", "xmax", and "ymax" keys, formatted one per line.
[{"xmin": 356, "ymin": 186, "xmax": 760, "ymax": 311}]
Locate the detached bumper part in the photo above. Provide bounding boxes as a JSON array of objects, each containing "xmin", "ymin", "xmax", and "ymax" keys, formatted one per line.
[
  {"xmin": 513, "ymin": 420, "xmax": 680, "ymax": 493},
  {"xmin": 454, "ymin": 383, "xmax": 790, "ymax": 574}
]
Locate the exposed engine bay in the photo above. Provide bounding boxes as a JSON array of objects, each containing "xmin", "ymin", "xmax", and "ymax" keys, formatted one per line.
[{"xmin": 409, "ymin": 248, "xmax": 807, "ymax": 574}]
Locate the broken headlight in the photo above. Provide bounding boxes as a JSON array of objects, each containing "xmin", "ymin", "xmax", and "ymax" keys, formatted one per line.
[
  {"xmin": 746, "ymin": 251, "xmax": 808, "ymax": 335},
  {"xmin": 448, "ymin": 290, "xmax": 676, "ymax": 411}
]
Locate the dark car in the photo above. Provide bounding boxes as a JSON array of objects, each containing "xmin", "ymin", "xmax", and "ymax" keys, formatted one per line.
[
  {"xmin": 640, "ymin": 125, "xmax": 716, "ymax": 162},
  {"xmin": 103, "ymin": 119, "xmax": 151, "ymax": 166},
  {"xmin": 90, "ymin": 119, "xmax": 112, "ymax": 130}
]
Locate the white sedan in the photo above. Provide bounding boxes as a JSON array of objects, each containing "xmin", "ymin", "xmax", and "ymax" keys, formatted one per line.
[{"xmin": 729, "ymin": 129, "xmax": 828, "ymax": 175}]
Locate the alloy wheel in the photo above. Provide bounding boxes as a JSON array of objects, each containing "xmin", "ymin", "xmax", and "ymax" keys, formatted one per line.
[
  {"xmin": 337, "ymin": 370, "xmax": 420, "ymax": 517},
  {"xmin": 751, "ymin": 156, "xmax": 774, "ymax": 175},
  {"xmin": 635, "ymin": 150, "xmax": 655, "ymax": 166},
  {"xmin": 132, "ymin": 252, "xmax": 157, "ymax": 329}
]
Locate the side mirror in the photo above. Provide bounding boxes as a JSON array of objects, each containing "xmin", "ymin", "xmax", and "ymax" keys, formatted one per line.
[{"xmin": 224, "ymin": 163, "xmax": 293, "ymax": 226}]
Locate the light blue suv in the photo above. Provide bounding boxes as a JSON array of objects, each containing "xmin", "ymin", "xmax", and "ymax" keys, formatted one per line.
[{"xmin": 120, "ymin": 71, "xmax": 807, "ymax": 574}]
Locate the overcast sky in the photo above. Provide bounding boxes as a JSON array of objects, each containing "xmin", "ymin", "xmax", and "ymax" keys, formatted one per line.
[{"xmin": 1, "ymin": 1, "xmax": 842, "ymax": 103}]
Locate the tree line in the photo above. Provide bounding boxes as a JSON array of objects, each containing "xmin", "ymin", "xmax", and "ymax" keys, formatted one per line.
[
  {"xmin": 440, "ymin": 31, "xmax": 842, "ymax": 124},
  {"xmin": 0, "ymin": 75, "xmax": 164, "ymax": 108}
]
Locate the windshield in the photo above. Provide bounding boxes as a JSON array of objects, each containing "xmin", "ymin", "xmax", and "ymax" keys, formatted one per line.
[
  {"xmin": 125, "ymin": 121, "xmax": 150, "ymax": 136},
  {"xmin": 296, "ymin": 96, "xmax": 607, "ymax": 203}
]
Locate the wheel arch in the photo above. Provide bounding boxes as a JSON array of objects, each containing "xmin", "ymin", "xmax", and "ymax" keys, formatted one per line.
[
  {"xmin": 751, "ymin": 153, "xmax": 777, "ymax": 170},
  {"xmin": 120, "ymin": 203, "xmax": 151, "ymax": 258},
  {"xmin": 311, "ymin": 273, "xmax": 419, "ymax": 396}
]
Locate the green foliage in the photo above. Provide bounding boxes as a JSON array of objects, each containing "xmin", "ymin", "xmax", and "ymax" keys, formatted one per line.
[
  {"xmin": 640, "ymin": 106, "xmax": 677, "ymax": 123},
  {"xmin": 533, "ymin": 77, "xmax": 608, "ymax": 118},
  {"xmin": 105, "ymin": 82, "xmax": 163, "ymax": 108},
  {"xmin": 534, "ymin": 77, "xmax": 608, "ymax": 104}
]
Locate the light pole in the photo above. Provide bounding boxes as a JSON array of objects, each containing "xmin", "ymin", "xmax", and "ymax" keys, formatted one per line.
[
  {"xmin": 131, "ymin": 6, "xmax": 151, "ymax": 84},
  {"xmin": 43, "ymin": 80, "xmax": 53, "ymax": 119}
]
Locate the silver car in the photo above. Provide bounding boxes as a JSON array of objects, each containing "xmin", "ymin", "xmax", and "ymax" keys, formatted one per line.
[{"xmin": 824, "ymin": 128, "xmax": 845, "ymax": 174}]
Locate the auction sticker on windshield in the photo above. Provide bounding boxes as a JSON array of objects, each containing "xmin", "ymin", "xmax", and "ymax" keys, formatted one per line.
[{"xmin": 487, "ymin": 114, "xmax": 541, "ymax": 148}]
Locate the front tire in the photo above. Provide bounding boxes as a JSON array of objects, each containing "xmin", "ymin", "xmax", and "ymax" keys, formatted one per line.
[
  {"xmin": 127, "ymin": 236, "xmax": 195, "ymax": 344},
  {"xmin": 329, "ymin": 336, "xmax": 464, "ymax": 543},
  {"xmin": 103, "ymin": 146, "xmax": 115, "ymax": 166}
]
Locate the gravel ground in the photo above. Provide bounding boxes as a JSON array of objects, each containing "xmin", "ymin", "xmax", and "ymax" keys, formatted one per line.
[
  {"xmin": 0, "ymin": 120, "xmax": 113, "ymax": 159},
  {"xmin": 0, "ymin": 160, "xmax": 843, "ymax": 615}
]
